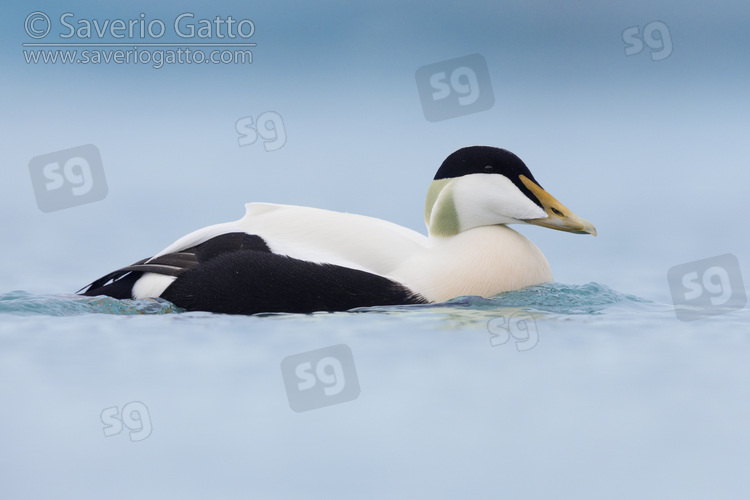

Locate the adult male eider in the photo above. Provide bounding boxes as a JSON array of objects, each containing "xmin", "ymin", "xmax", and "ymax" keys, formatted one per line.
[{"xmin": 79, "ymin": 146, "xmax": 597, "ymax": 314}]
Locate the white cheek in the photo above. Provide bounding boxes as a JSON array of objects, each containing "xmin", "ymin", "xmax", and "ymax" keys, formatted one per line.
[{"xmin": 453, "ymin": 174, "xmax": 546, "ymax": 227}]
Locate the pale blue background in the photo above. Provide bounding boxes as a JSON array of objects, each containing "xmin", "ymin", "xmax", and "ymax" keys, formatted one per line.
[{"xmin": 1, "ymin": 1, "xmax": 749, "ymax": 499}]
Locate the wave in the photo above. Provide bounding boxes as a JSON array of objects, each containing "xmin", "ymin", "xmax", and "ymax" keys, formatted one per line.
[
  {"xmin": 0, "ymin": 290, "xmax": 180, "ymax": 316},
  {"xmin": 0, "ymin": 282, "xmax": 648, "ymax": 318}
]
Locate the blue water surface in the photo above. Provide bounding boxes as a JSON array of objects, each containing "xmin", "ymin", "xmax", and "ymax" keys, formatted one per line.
[
  {"xmin": 0, "ymin": 282, "xmax": 643, "ymax": 317},
  {"xmin": 2, "ymin": 282, "xmax": 749, "ymax": 499}
]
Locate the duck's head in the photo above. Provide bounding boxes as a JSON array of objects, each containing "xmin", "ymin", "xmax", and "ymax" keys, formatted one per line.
[{"xmin": 425, "ymin": 146, "xmax": 597, "ymax": 237}]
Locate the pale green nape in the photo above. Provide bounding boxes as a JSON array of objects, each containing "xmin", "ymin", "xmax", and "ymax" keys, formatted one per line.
[{"xmin": 424, "ymin": 179, "xmax": 461, "ymax": 237}]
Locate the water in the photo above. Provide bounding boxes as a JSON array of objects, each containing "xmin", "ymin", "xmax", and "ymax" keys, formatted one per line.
[
  {"xmin": 0, "ymin": 282, "xmax": 644, "ymax": 317},
  {"xmin": 2, "ymin": 284, "xmax": 749, "ymax": 499}
]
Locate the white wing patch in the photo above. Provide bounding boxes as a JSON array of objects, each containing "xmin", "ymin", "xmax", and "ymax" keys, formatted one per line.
[
  {"xmin": 147, "ymin": 203, "xmax": 427, "ymax": 275},
  {"xmin": 132, "ymin": 273, "xmax": 177, "ymax": 299},
  {"xmin": 237, "ymin": 203, "xmax": 428, "ymax": 275}
]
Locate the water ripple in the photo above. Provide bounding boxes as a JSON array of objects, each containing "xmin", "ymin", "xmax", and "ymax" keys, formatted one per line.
[
  {"xmin": 0, "ymin": 290, "xmax": 181, "ymax": 316},
  {"xmin": 0, "ymin": 282, "xmax": 648, "ymax": 318}
]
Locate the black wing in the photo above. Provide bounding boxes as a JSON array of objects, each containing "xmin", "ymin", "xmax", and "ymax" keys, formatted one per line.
[{"xmin": 78, "ymin": 233, "xmax": 270, "ymax": 299}]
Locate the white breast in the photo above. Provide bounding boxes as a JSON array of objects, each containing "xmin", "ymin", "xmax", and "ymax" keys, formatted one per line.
[{"xmin": 390, "ymin": 225, "xmax": 553, "ymax": 302}]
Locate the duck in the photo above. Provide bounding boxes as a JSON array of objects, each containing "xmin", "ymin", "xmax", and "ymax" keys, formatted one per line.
[{"xmin": 79, "ymin": 146, "xmax": 597, "ymax": 315}]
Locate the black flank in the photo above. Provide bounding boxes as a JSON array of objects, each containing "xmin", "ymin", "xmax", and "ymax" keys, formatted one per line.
[
  {"xmin": 79, "ymin": 231, "xmax": 425, "ymax": 314},
  {"xmin": 160, "ymin": 250, "xmax": 427, "ymax": 315}
]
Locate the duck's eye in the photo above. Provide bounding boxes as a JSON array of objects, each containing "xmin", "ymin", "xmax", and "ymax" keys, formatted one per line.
[
  {"xmin": 484, "ymin": 165, "xmax": 494, "ymax": 172},
  {"xmin": 551, "ymin": 207, "xmax": 565, "ymax": 217}
]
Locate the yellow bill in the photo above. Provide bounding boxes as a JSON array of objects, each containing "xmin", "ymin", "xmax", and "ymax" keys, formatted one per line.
[{"xmin": 519, "ymin": 174, "xmax": 597, "ymax": 236}]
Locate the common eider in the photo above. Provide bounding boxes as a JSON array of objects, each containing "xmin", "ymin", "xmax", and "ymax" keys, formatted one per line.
[{"xmin": 79, "ymin": 146, "xmax": 596, "ymax": 314}]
